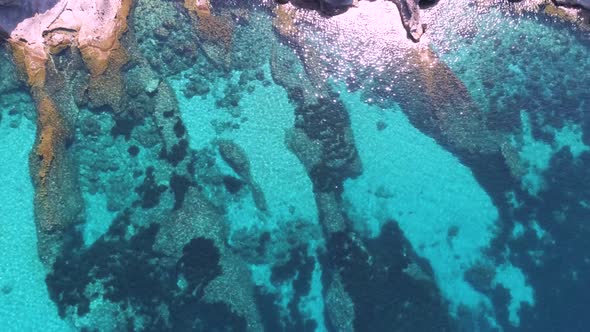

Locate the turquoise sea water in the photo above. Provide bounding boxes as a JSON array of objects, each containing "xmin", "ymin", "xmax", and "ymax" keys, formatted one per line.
[
  {"xmin": 1, "ymin": 0, "xmax": 589, "ymax": 331},
  {"xmin": 0, "ymin": 85, "xmax": 72, "ymax": 330}
]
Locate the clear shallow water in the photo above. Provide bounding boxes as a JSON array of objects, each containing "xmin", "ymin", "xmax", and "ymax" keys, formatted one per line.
[
  {"xmin": 0, "ymin": 0, "xmax": 589, "ymax": 331},
  {"xmin": 0, "ymin": 84, "xmax": 72, "ymax": 331}
]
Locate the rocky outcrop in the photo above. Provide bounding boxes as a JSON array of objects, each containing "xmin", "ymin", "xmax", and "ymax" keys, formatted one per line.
[
  {"xmin": 7, "ymin": 0, "xmax": 132, "ymax": 267},
  {"xmin": 9, "ymin": 0, "xmax": 131, "ymax": 80},
  {"xmin": 217, "ymin": 140, "xmax": 269, "ymax": 212},
  {"xmin": 393, "ymin": 0, "xmax": 425, "ymax": 41},
  {"xmin": 30, "ymin": 88, "xmax": 83, "ymax": 266},
  {"xmin": 276, "ymin": 0, "xmax": 426, "ymax": 41},
  {"xmin": 554, "ymin": 0, "xmax": 590, "ymax": 9},
  {"xmin": 393, "ymin": 46, "xmax": 502, "ymax": 154},
  {"xmin": 184, "ymin": 0, "xmax": 235, "ymax": 68}
]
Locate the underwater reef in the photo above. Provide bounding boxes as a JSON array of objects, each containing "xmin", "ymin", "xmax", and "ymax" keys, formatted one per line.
[{"xmin": 0, "ymin": 0, "xmax": 589, "ymax": 331}]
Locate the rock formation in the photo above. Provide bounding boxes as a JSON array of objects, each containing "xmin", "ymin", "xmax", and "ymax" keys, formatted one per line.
[
  {"xmin": 554, "ymin": 0, "xmax": 590, "ymax": 9},
  {"xmin": 278, "ymin": 0, "xmax": 426, "ymax": 41},
  {"xmin": 392, "ymin": 0, "xmax": 424, "ymax": 41},
  {"xmin": 184, "ymin": 0, "xmax": 235, "ymax": 68},
  {"xmin": 7, "ymin": 0, "xmax": 131, "ymax": 266}
]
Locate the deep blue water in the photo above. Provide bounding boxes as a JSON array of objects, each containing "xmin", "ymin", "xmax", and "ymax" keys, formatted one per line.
[{"xmin": 0, "ymin": 0, "xmax": 589, "ymax": 331}]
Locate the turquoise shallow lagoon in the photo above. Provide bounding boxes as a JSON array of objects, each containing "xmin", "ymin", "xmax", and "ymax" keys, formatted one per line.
[
  {"xmin": 0, "ymin": 95, "xmax": 71, "ymax": 331},
  {"xmin": 340, "ymin": 87, "xmax": 532, "ymax": 324},
  {"xmin": 0, "ymin": 0, "xmax": 589, "ymax": 331}
]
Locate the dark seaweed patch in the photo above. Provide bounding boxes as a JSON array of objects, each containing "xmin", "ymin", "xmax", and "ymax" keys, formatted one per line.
[
  {"xmin": 46, "ymin": 225, "xmax": 92, "ymax": 317},
  {"xmin": 160, "ymin": 139, "xmax": 188, "ymax": 166},
  {"xmin": 46, "ymin": 211, "xmax": 164, "ymax": 317},
  {"xmin": 254, "ymin": 287, "xmax": 284, "ymax": 332},
  {"xmin": 99, "ymin": 224, "xmax": 165, "ymax": 304},
  {"xmin": 186, "ymin": 151, "xmax": 197, "ymax": 176},
  {"xmin": 512, "ymin": 150, "xmax": 590, "ymax": 332},
  {"xmin": 269, "ymin": 246, "xmax": 317, "ymax": 331},
  {"xmin": 173, "ymin": 119, "xmax": 186, "ymax": 138},
  {"xmin": 223, "ymin": 175, "xmax": 244, "ymax": 194},
  {"xmin": 128, "ymin": 145, "xmax": 140, "ymax": 157},
  {"xmin": 257, "ymin": 232, "xmax": 271, "ymax": 256},
  {"xmin": 111, "ymin": 115, "xmax": 139, "ymax": 141},
  {"xmin": 323, "ymin": 223, "xmax": 452, "ymax": 331},
  {"xmin": 176, "ymin": 238, "xmax": 221, "ymax": 293},
  {"xmin": 46, "ymin": 208, "xmax": 247, "ymax": 330},
  {"xmin": 170, "ymin": 173, "xmax": 191, "ymax": 210},
  {"xmin": 135, "ymin": 166, "xmax": 167, "ymax": 209},
  {"xmin": 293, "ymin": 94, "xmax": 360, "ymax": 193}
]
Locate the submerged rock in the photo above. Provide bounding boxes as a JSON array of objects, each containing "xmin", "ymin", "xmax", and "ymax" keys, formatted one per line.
[
  {"xmin": 217, "ymin": 139, "xmax": 269, "ymax": 212},
  {"xmin": 323, "ymin": 223, "xmax": 452, "ymax": 331},
  {"xmin": 217, "ymin": 139, "xmax": 252, "ymax": 179}
]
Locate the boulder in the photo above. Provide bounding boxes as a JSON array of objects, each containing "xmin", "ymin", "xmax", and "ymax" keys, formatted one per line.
[
  {"xmin": 554, "ymin": 0, "xmax": 590, "ymax": 9},
  {"xmin": 0, "ymin": 0, "xmax": 60, "ymax": 33},
  {"xmin": 393, "ymin": 0, "xmax": 424, "ymax": 41}
]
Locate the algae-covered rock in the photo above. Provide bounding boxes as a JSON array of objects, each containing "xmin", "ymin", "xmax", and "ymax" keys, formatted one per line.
[
  {"xmin": 132, "ymin": 0, "xmax": 199, "ymax": 76},
  {"xmin": 0, "ymin": 47, "xmax": 20, "ymax": 93},
  {"xmin": 217, "ymin": 139, "xmax": 252, "ymax": 180}
]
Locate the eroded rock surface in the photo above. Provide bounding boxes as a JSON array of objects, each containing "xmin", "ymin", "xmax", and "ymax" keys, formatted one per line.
[
  {"xmin": 7, "ymin": 0, "xmax": 131, "ymax": 267},
  {"xmin": 555, "ymin": 0, "xmax": 590, "ymax": 9}
]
